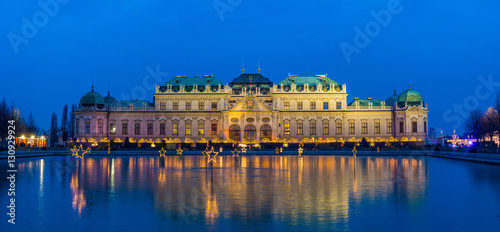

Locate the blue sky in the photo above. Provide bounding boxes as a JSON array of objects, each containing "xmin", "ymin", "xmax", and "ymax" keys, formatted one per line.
[{"xmin": 1, "ymin": 0, "xmax": 500, "ymax": 135}]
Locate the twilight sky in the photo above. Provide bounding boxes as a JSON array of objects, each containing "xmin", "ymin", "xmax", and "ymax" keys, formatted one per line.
[{"xmin": 1, "ymin": 0, "xmax": 500, "ymax": 135}]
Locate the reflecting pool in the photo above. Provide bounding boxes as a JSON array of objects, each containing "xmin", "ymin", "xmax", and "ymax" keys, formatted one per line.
[{"xmin": 1, "ymin": 155, "xmax": 500, "ymax": 231}]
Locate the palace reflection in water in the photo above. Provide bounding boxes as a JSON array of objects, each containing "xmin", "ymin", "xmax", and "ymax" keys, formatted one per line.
[{"xmin": 16, "ymin": 155, "xmax": 427, "ymax": 229}]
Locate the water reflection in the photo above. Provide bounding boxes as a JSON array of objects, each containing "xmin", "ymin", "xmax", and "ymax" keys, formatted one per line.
[{"xmin": 16, "ymin": 155, "xmax": 428, "ymax": 227}]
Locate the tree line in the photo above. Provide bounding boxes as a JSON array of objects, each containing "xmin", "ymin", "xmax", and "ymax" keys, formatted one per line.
[
  {"xmin": 49, "ymin": 104, "xmax": 77, "ymax": 146},
  {"xmin": 0, "ymin": 98, "xmax": 41, "ymax": 149},
  {"xmin": 464, "ymin": 92, "xmax": 500, "ymax": 142}
]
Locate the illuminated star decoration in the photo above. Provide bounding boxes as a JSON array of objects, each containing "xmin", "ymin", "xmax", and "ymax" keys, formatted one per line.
[
  {"xmin": 158, "ymin": 147, "xmax": 166, "ymax": 157},
  {"xmin": 206, "ymin": 146, "xmax": 219, "ymax": 164},
  {"xmin": 275, "ymin": 147, "xmax": 280, "ymax": 154},
  {"xmin": 176, "ymin": 147, "xmax": 183, "ymax": 155},
  {"xmin": 232, "ymin": 148, "xmax": 240, "ymax": 157},
  {"xmin": 352, "ymin": 146, "xmax": 357, "ymax": 157},
  {"xmin": 71, "ymin": 145, "xmax": 80, "ymax": 157},
  {"xmin": 202, "ymin": 146, "xmax": 211, "ymax": 157},
  {"xmin": 80, "ymin": 147, "xmax": 91, "ymax": 159},
  {"xmin": 241, "ymin": 147, "xmax": 247, "ymax": 153},
  {"xmin": 298, "ymin": 147, "xmax": 304, "ymax": 157}
]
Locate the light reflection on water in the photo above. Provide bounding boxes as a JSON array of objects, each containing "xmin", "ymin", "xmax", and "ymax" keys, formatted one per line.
[{"xmin": 5, "ymin": 155, "xmax": 500, "ymax": 231}]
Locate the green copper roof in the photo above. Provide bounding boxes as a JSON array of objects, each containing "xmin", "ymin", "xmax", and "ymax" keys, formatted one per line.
[
  {"xmin": 347, "ymin": 99, "xmax": 382, "ymax": 106},
  {"xmin": 278, "ymin": 75, "xmax": 340, "ymax": 86},
  {"xmin": 104, "ymin": 91, "xmax": 119, "ymax": 107},
  {"xmin": 162, "ymin": 75, "xmax": 222, "ymax": 87},
  {"xmin": 398, "ymin": 85, "xmax": 423, "ymax": 103},
  {"xmin": 385, "ymin": 90, "xmax": 399, "ymax": 106},
  {"xmin": 229, "ymin": 73, "xmax": 273, "ymax": 88},
  {"xmin": 80, "ymin": 87, "xmax": 105, "ymax": 106}
]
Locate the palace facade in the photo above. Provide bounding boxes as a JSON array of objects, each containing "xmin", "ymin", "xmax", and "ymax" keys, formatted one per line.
[{"xmin": 74, "ymin": 69, "xmax": 429, "ymax": 146}]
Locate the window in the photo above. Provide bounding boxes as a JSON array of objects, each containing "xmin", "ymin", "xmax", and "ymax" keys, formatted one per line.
[
  {"xmin": 212, "ymin": 102, "xmax": 217, "ymax": 110},
  {"xmin": 211, "ymin": 123, "xmax": 217, "ymax": 135},
  {"xmin": 284, "ymin": 102, "xmax": 290, "ymax": 110},
  {"xmin": 185, "ymin": 102, "xmax": 191, "ymax": 110},
  {"xmin": 160, "ymin": 102, "xmax": 166, "ymax": 110},
  {"xmin": 199, "ymin": 102, "xmax": 204, "ymax": 110},
  {"xmin": 374, "ymin": 122, "xmax": 380, "ymax": 134},
  {"xmin": 135, "ymin": 123, "xmax": 141, "ymax": 135},
  {"xmin": 362, "ymin": 122, "xmax": 368, "ymax": 134},
  {"xmin": 185, "ymin": 123, "xmax": 191, "ymax": 135},
  {"xmin": 349, "ymin": 122, "xmax": 355, "ymax": 134},
  {"xmin": 424, "ymin": 121, "xmax": 427, "ymax": 133},
  {"xmin": 400, "ymin": 121, "xmax": 404, "ymax": 133},
  {"xmin": 323, "ymin": 122, "xmax": 329, "ymax": 135},
  {"xmin": 310, "ymin": 102, "xmax": 316, "ymax": 110},
  {"xmin": 387, "ymin": 121, "xmax": 392, "ymax": 134},
  {"xmin": 98, "ymin": 122, "xmax": 103, "ymax": 134},
  {"xmin": 284, "ymin": 123, "xmax": 290, "ymax": 135},
  {"xmin": 122, "ymin": 123, "xmax": 128, "ymax": 135},
  {"xmin": 297, "ymin": 102, "xmax": 303, "ymax": 110},
  {"xmin": 173, "ymin": 102, "xmax": 179, "ymax": 110},
  {"xmin": 85, "ymin": 122, "xmax": 90, "ymax": 134},
  {"xmin": 110, "ymin": 123, "xmax": 116, "ymax": 134},
  {"xmin": 198, "ymin": 123, "xmax": 204, "ymax": 135},
  {"xmin": 297, "ymin": 123, "xmax": 303, "ymax": 135},
  {"xmin": 412, "ymin": 122, "xmax": 418, "ymax": 133},
  {"xmin": 148, "ymin": 123, "xmax": 153, "ymax": 135},
  {"xmin": 310, "ymin": 123, "xmax": 316, "ymax": 135},
  {"xmin": 336, "ymin": 102, "xmax": 342, "ymax": 109},
  {"xmin": 336, "ymin": 122, "xmax": 342, "ymax": 134},
  {"xmin": 173, "ymin": 123, "xmax": 178, "ymax": 135},
  {"xmin": 75, "ymin": 119, "xmax": 79, "ymax": 134},
  {"xmin": 160, "ymin": 123, "xmax": 165, "ymax": 135},
  {"xmin": 323, "ymin": 102, "xmax": 329, "ymax": 110}
]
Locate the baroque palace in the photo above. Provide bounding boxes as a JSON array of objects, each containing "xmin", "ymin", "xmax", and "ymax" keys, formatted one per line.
[{"xmin": 74, "ymin": 69, "xmax": 429, "ymax": 146}]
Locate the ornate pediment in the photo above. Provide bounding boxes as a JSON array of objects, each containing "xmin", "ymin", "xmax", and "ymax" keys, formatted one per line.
[
  {"xmin": 80, "ymin": 107, "xmax": 96, "ymax": 113},
  {"xmin": 406, "ymin": 106, "xmax": 422, "ymax": 112},
  {"xmin": 228, "ymin": 95, "xmax": 272, "ymax": 113}
]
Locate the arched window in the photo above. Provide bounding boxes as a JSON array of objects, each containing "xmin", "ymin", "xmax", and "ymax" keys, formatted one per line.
[
  {"xmin": 229, "ymin": 124, "xmax": 241, "ymax": 141},
  {"xmin": 244, "ymin": 124, "xmax": 256, "ymax": 140},
  {"xmin": 260, "ymin": 124, "xmax": 272, "ymax": 140}
]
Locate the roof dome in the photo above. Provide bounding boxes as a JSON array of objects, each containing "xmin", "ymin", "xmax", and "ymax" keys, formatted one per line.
[
  {"xmin": 104, "ymin": 91, "xmax": 119, "ymax": 107},
  {"xmin": 398, "ymin": 84, "xmax": 423, "ymax": 103},
  {"xmin": 79, "ymin": 86, "xmax": 105, "ymax": 107},
  {"xmin": 385, "ymin": 90, "xmax": 399, "ymax": 106}
]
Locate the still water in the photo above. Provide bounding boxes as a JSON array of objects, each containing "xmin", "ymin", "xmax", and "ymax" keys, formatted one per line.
[{"xmin": 1, "ymin": 155, "xmax": 500, "ymax": 231}]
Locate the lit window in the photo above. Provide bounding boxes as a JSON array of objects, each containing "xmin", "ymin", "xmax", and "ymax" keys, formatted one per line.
[
  {"xmin": 310, "ymin": 102, "xmax": 316, "ymax": 110},
  {"xmin": 212, "ymin": 102, "xmax": 217, "ymax": 110},
  {"xmin": 374, "ymin": 122, "xmax": 380, "ymax": 134},
  {"xmin": 362, "ymin": 122, "xmax": 368, "ymax": 134},
  {"xmin": 323, "ymin": 122, "xmax": 329, "ymax": 135},
  {"xmin": 387, "ymin": 121, "xmax": 392, "ymax": 134},
  {"xmin": 310, "ymin": 123, "xmax": 316, "ymax": 135},
  {"xmin": 297, "ymin": 123, "xmax": 303, "ymax": 135},
  {"xmin": 173, "ymin": 123, "xmax": 178, "ymax": 135},
  {"xmin": 284, "ymin": 102, "xmax": 290, "ymax": 110},
  {"xmin": 110, "ymin": 123, "xmax": 116, "ymax": 134},
  {"xmin": 349, "ymin": 122, "xmax": 355, "ymax": 134},
  {"xmin": 336, "ymin": 122, "xmax": 342, "ymax": 134},
  {"xmin": 185, "ymin": 123, "xmax": 191, "ymax": 135},
  {"xmin": 198, "ymin": 123, "xmax": 204, "ymax": 135},
  {"xmin": 284, "ymin": 123, "xmax": 290, "ymax": 135},
  {"xmin": 211, "ymin": 123, "xmax": 217, "ymax": 135},
  {"xmin": 297, "ymin": 102, "xmax": 303, "ymax": 110}
]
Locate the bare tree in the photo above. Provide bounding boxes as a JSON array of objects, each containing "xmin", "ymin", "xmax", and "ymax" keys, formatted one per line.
[
  {"xmin": 464, "ymin": 108, "xmax": 484, "ymax": 139},
  {"xmin": 0, "ymin": 98, "xmax": 9, "ymax": 149},
  {"xmin": 26, "ymin": 111, "xmax": 38, "ymax": 135},
  {"xmin": 68, "ymin": 104, "xmax": 76, "ymax": 139}
]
